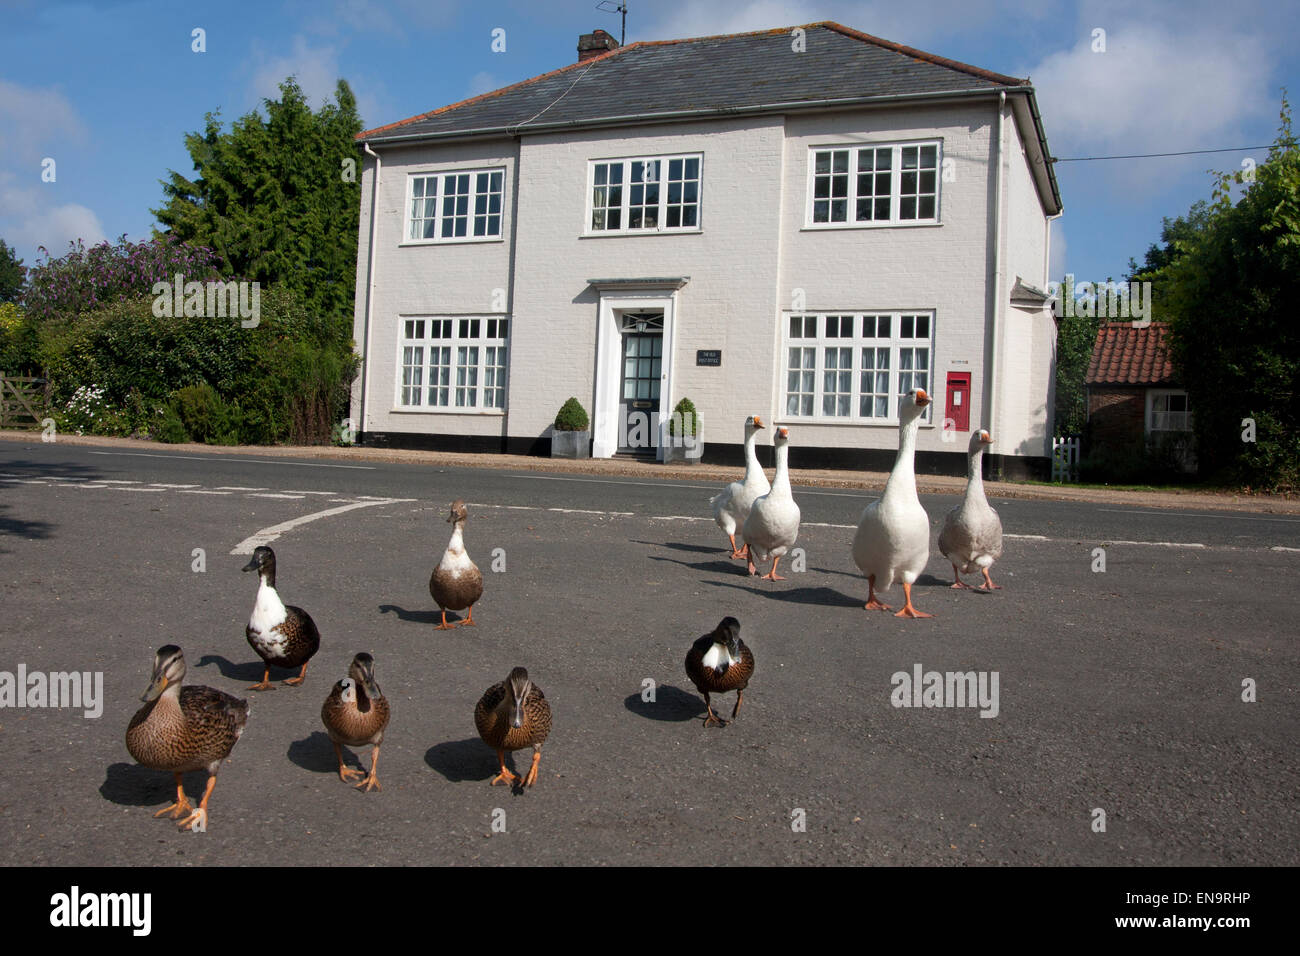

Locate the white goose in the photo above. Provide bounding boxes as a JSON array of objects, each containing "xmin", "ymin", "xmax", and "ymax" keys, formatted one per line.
[
  {"xmin": 743, "ymin": 426, "xmax": 800, "ymax": 579},
  {"xmin": 710, "ymin": 415, "xmax": 770, "ymax": 558},
  {"xmin": 938, "ymin": 429, "xmax": 1003, "ymax": 591},
  {"xmin": 852, "ymin": 388, "xmax": 933, "ymax": 618}
]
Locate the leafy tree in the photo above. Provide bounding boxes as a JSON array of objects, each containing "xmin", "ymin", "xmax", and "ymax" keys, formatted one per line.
[
  {"xmin": 1141, "ymin": 96, "xmax": 1299, "ymax": 491},
  {"xmin": 1052, "ymin": 276, "xmax": 1102, "ymax": 436},
  {"xmin": 0, "ymin": 239, "xmax": 25, "ymax": 303},
  {"xmin": 153, "ymin": 78, "xmax": 362, "ymax": 343}
]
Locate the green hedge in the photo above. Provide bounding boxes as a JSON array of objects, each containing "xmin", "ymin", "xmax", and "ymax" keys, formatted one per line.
[{"xmin": 40, "ymin": 285, "xmax": 357, "ymax": 444}]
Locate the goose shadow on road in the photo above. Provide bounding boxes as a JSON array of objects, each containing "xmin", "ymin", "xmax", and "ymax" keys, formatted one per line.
[
  {"xmin": 629, "ymin": 539, "xmax": 722, "ymax": 555},
  {"xmin": 703, "ymin": 578, "xmax": 865, "ymax": 607}
]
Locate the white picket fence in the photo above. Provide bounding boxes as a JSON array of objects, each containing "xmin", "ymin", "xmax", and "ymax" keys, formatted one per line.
[{"xmin": 1052, "ymin": 435, "xmax": 1080, "ymax": 482}]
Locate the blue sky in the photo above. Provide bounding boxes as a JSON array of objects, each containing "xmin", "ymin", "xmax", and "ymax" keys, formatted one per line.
[{"xmin": 2, "ymin": 0, "xmax": 1297, "ymax": 289}]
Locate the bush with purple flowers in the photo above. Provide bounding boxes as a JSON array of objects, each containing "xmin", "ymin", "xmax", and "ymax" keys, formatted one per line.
[{"xmin": 23, "ymin": 235, "xmax": 224, "ymax": 324}]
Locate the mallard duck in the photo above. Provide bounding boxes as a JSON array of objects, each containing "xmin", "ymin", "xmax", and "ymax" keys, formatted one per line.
[
  {"xmin": 429, "ymin": 499, "xmax": 484, "ymax": 630},
  {"xmin": 852, "ymin": 388, "xmax": 934, "ymax": 618},
  {"xmin": 938, "ymin": 429, "xmax": 1004, "ymax": 591},
  {"xmin": 685, "ymin": 616, "xmax": 754, "ymax": 727},
  {"xmin": 125, "ymin": 645, "xmax": 249, "ymax": 831},
  {"xmin": 710, "ymin": 415, "xmax": 770, "ymax": 558},
  {"xmin": 242, "ymin": 545, "xmax": 321, "ymax": 690},
  {"xmin": 320, "ymin": 652, "xmax": 390, "ymax": 792},
  {"xmin": 743, "ymin": 426, "xmax": 801, "ymax": 579},
  {"xmin": 473, "ymin": 667, "xmax": 551, "ymax": 787}
]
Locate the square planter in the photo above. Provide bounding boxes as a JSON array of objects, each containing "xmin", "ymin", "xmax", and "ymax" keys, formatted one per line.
[
  {"xmin": 551, "ymin": 429, "xmax": 590, "ymax": 459},
  {"xmin": 661, "ymin": 432, "xmax": 703, "ymax": 464}
]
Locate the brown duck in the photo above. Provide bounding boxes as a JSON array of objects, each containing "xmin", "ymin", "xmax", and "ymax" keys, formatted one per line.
[
  {"xmin": 474, "ymin": 667, "xmax": 551, "ymax": 787},
  {"xmin": 320, "ymin": 652, "xmax": 390, "ymax": 792},
  {"xmin": 242, "ymin": 545, "xmax": 321, "ymax": 690},
  {"xmin": 685, "ymin": 616, "xmax": 754, "ymax": 727},
  {"xmin": 125, "ymin": 645, "xmax": 249, "ymax": 831},
  {"xmin": 429, "ymin": 499, "xmax": 484, "ymax": 630}
]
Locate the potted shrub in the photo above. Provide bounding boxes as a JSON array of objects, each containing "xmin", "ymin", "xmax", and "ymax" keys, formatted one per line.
[
  {"xmin": 662, "ymin": 397, "xmax": 703, "ymax": 464},
  {"xmin": 551, "ymin": 397, "xmax": 590, "ymax": 458}
]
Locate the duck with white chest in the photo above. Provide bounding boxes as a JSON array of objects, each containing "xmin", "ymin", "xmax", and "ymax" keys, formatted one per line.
[
  {"xmin": 685, "ymin": 616, "xmax": 754, "ymax": 727},
  {"xmin": 241, "ymin": 545, "xmax": 321, "ymax": 690},
  {"xmin": 429, "ymin": 499, "xmax": 483, "ymax": 630}
]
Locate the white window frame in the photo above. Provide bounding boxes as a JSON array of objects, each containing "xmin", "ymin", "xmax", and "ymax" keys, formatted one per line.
[
  {"xmin": 585, "ymin": 153, "xmax": 703, "ymax": 235},
  {"xmin": 404, "ymin": 167, "xmax": 505, "ymax": 244},
  {"xmin": 804, "ymin": 141, "xmax": 942, "ymax": 229},
  {"xmin": 779, "ymin": 311, "xmax": 935, "ymax": 424},
  {"xmin": 1146, "ymin": 389, "xmax": 1192, "ymax": 433},
  {"xmin": 395, "ymin": 315, "xmax": 509, "ymax": 413}
]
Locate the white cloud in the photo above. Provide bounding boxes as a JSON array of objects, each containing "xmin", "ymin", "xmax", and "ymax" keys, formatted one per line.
[
  {"xmin": 1024, "ymin": 22, "xmax": 1274, "ymax": 160},
  {"xmin": 636, "ymin": 0, "xmax": 1056, "ymax": 47},
  {"xmin": 466, "ymin": 72, "xmax": 500, "ymax": 98},
  {"xmin": 0, "ymin": 83, "xmax": 103, "ymax": 264},
  {"xmin": 0, "ymin": 79, "xmax": 88, "ymax": 165},
  {"xmin": 248, "ymin": 35, "xmax": 346, "ymax": 109}
]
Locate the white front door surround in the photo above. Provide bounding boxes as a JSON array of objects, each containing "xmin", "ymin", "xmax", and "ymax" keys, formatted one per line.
[{"xmin": 590, "ymin": 280, "xmax": 687, "ymax": 459}]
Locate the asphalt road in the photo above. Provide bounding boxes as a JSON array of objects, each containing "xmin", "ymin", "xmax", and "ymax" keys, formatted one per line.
[{"xmin": 1, "ymin": 440, "xmax": 1297, "ymax": 866}]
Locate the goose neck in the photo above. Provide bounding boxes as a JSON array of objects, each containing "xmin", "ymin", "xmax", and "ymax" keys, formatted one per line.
[
  {"xmin": 771, "ymin": 443, "xmax": 792, "ymax": 496},
  {"xmin": 965, "ymin": 448, "xmax": 987, "ymax": 502}
]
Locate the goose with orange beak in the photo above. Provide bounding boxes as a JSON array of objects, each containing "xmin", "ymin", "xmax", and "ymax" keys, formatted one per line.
[
  {"xmin": 939, "ymin": 428, "xmax": 1004, "ymax": 591},
  {"xmin": 852, "ymin": 388, "xmax": 934, "ymax": 618}
]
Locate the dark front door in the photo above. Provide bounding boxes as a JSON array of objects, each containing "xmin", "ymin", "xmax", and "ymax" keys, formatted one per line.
[{"xmin": 618, "ymin": 311, "xmax": 663, "ymax": 454}]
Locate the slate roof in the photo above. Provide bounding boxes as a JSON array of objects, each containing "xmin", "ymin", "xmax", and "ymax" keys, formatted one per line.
[
  {"xmin": 1086, "ymin": 322, "xmax": 1177, "ymax": 386},
  {"xmin": 361, "ymin": 22, "xmax": 1030, "ymax": 143}
]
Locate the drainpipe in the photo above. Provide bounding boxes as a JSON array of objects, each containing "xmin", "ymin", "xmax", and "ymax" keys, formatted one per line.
[
  {"xmin": 358, "ymin": 142, "xmax": 381, "ymax": 442},
  {"xmin": 986, "ymin": 92, "xmax": 1006, "ymax": 475}
]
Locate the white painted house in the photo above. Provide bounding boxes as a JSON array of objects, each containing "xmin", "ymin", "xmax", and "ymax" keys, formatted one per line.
[{"xmin": 350, "ymin": 22, "xmax": 1062, "ymax": 476}]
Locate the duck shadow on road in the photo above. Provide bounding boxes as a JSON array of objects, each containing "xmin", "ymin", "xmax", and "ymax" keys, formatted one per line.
[
  {"xmin": 379, "ymin": 604, "xmax": 451, "ymax": 626},
  {"xmin": 194, "ymin": 654, "xmax": 286, "ymax": 684},
  {"xmin": 99, "ymin": 762, "xmax": 208, "ymax": 809},
  {"xmin": 287, "ymin": 731, "xmax": 345, "ymax": 774},
  {"xmin": 623, "ymin": 684, "xmax": 702, "ymax": 722},
  {"xmin": 425, "ymin": 738, "xmax": 499, "ymax": 783}
]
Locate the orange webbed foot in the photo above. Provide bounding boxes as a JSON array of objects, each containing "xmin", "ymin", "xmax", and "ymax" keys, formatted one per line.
[{"xmin": 153, "ymin": 798, "xmax": 194, "ymax": 820}]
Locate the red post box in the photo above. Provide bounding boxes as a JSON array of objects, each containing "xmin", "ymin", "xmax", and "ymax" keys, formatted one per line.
[{"xmin": 945, "ymin": 372, "xmax": 971, "ymax": 432}]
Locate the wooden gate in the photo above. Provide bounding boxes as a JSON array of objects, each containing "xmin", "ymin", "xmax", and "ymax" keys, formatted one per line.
[{"xmin": 0, "ymin": 374, "xmax": 51, "ymax": 429}]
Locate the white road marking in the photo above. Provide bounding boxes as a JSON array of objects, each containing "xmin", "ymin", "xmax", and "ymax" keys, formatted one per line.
[
  {"xmin": 107, "ymin": 486, "xmax": 167, "ymax": 492},
  {"xmin": 230, "ymin": 498, "xmax": 417, "ymax": 555},
  {"xmin": 548, "ymin": 507, "xmax": 634, "ymax": 516},
  {"xmin": 511, "ymin": 473, "xmax": 719, "ymax": 491},
  {"xmin": 1271, "ymin": 546, "xmax": 1300, "ymax": 553},
  {"xmin": 97, "ymin": 480, "xmax": 141, "ymax": 484},
  {"xmin": 88, "ymin": 451, "xmax": 374, "ymax": 470},
  {"xmin": 281, "ymin": 490, "xmax": 337, "ymax": 495},
  {"xmin": 179, "ymin": 489, "xmax": 232, "ymax": 495},
  {"xmin": 149, "ymin": 483, "xmax": 200, "ymax": 488},
  {"xmin": 1004, "ymin": 534, "xmax": 1050, "ymax": 540},
  {"xmin": 248, "ymin": 493, "xmax": 305, "ymax": 499},
  {"xmin": 1099, "ymin": 508, "xmax": 1300, "ymax": 524},
  {"xmin": 215, "ymin": 486, "xmax": 268, "ymax": 491},
  {"xmin": 1104, "ymin": 540, "xmax": 1206, "ymax": 548}
]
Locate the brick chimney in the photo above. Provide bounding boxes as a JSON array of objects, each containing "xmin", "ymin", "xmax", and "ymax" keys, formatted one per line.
[{"xmin": 578, "ymin": 29, "xmax": 618, "ymax": 62}]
